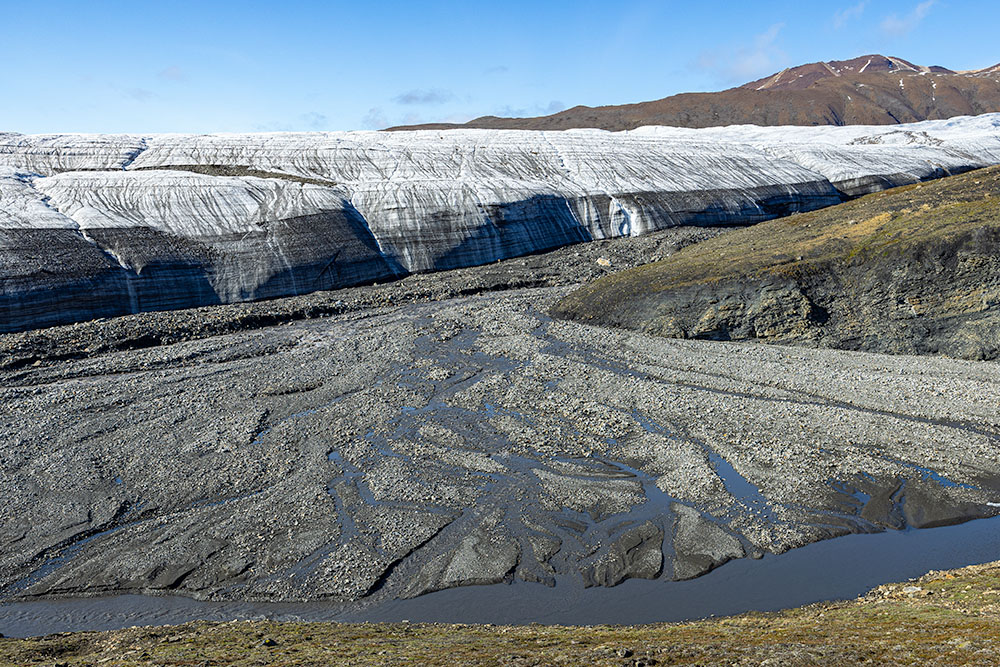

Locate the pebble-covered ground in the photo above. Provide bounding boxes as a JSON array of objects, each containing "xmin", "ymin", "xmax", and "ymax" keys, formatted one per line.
[
  {"xmin": 2, "ymin": 281, "xmax": 998, "ymax": 610},
  {"xmin": 0, "ymin": 225, "xmax": 724, "ymax": 372},
  {"xmin": 2, "ymin": 219, "xmax": 1000, "ymax": 628}
]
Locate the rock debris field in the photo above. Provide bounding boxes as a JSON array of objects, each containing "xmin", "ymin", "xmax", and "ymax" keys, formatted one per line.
[{"xmin": 2, "ymin": 239, "xmax": 1000, "ymax": 613}]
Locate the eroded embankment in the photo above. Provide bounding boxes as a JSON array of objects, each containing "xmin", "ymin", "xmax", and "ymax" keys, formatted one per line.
[
  {"xmin": 553, "ymin": 166, "xmax": 1000, "ymax": 360},
  {"xmin": 0, "ymin": 225, "xmax": 723, "ymax": 372}
]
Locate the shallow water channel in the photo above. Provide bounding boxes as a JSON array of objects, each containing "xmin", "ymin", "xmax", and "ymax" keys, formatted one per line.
[{"xmin": 3, "ymin": 515, "xmax": 999, "ymax": 637}]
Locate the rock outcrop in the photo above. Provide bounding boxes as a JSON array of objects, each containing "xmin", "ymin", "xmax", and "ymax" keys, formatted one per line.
[{"xmin": 553, "ymin": 164, "xmax": 1000, "ymax": 361}]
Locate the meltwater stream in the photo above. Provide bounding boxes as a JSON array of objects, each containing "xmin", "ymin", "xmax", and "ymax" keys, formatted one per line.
[{"xmin": 3, "ymin": 515, "xmax": 1000, "ymax": 637}]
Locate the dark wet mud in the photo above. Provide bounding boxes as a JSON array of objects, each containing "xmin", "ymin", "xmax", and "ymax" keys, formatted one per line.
[
  {"xmin": 3, "ymin": 515, "xmax": 999, "ymax": 637},
  {"xmin": 2, "ymin": 288, "xmax": 998, "ymax": 624}
]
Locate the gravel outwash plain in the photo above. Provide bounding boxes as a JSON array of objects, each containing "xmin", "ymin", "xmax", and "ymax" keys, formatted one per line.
[{"xmin": 2, "ymin": 215, "xmax": 999, "ymax": 611}]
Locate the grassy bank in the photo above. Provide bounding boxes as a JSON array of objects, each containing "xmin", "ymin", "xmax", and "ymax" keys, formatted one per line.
[
  {"xmin": 558, "ymin": 165, "xmax": 1000, "ymax": 297},
  {"xmin": 3, "ymin": 560, "xmax": 1000, "ymax": 665}
]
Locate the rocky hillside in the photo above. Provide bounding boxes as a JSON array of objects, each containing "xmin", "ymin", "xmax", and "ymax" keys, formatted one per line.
[
  {"xmin": 552, "ymin": 165, "xmax": 1000, "ymax": 360},
  {"xmin": 393, "ymin": 55, "xmax": 1000, "ymax": 131}
]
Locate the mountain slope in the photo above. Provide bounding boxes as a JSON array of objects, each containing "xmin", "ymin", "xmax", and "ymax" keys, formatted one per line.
[{"xmin": 392, "ymin": 55, "xmax": 1000, "ymax": 131}]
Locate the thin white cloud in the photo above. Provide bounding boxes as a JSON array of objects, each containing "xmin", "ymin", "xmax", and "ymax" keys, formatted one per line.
[
  {"xmin": 393, "ymin": 89, "xmax": 454, "ymax": 105},
  {"xmin": 696, "ymin": 23, "xmax": 788, "ymax": 84},
  {"xmin": 361, "ymin": 107, "xmax": 388, "ymax": 130},
  {"xmin": 250, "ymin": 112, "xmax": 329, "ymax": 133},
  {"xmin": 543, "ymin": 100, "xmax": 565, "ymax": 114},
  {"xmin": 122, "ymin": 87, "xmax": 154, "ymax": 102},
  {"xmin": 754, "ymin": 23, "xmax": 784, "ymax": 50},
  {"xmin": 881, "ymin": 0, "xmax": 935, "ymax": 36},
  {"xmin": 299, "ymin": 112, "xmax": 329, "ymax": 130},
  {"xmin": 833, "ymin": 1, "xmax": 868, "ymax": 29},
  {"xmin": 357, "ymin": 99, "xmax": 563, "ymax": 129},
  {"xmin": 157, "ymin": 66, "xmax": 185, "ymax": 82},
  {"xmin": 492, "ymin": 100, "xmax": 567, "ymax": 118}
]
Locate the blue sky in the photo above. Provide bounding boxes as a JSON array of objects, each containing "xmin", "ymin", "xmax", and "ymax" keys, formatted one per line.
[{"xmin": 3, "ymin": 0, "xmax": 999, "ymax": 133}]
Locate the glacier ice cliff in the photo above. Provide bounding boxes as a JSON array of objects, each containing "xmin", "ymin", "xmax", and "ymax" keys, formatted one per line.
[{"xmin": 2, "ymin": 114, "xmax": 1000, "ymax": 332}]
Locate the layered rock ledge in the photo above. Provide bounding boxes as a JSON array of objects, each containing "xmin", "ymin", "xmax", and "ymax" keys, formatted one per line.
[{"xmin": 553, "ymin": 165, "xmax": 1000, "ymax": 360}]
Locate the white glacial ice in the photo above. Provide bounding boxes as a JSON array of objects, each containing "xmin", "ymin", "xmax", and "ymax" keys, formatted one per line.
[
  {"xmin": 0, "ymin": 133, "xmax": 148, "ymax": 175},
  {"xmin": 34, "ymin": 170, "xmax": 354, "ymax": 237},
  {"xmin": 1, "ymin": 113, "xmax": 1000, "ymax": 331},
  {"xmin": 0, "ymin": 168, "xmax": 76, "ymax": 229}
]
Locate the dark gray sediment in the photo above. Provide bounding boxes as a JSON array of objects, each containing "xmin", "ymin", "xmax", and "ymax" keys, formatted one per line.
[
  {"xmin": 3, "ymin": 514, "xmax": 1000, "ymax": 637},
  {"xmin": 2, "ymin": 279, "xmax": 998, "ymax": 618},
  {"xmin": 2, "ymin": 222, "xmax": 1000, "ymax": 638}
]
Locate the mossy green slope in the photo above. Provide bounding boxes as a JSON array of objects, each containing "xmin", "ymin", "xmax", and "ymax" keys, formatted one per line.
[{"xmin": 552, "ymin": 165, "xmax": 1000, "ymax": 360}]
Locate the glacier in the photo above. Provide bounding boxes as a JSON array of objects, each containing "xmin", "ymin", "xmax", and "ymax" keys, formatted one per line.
[{"xmin": 2, "ymin": 114, "xmax": 1000, "ymax": 332}]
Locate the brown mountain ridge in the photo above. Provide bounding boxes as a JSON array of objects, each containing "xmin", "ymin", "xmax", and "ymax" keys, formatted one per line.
[{"xmin": 391, "ymin": 54, "xmax": 1000, "ymax": 131}]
